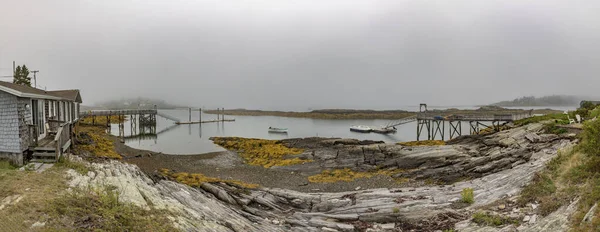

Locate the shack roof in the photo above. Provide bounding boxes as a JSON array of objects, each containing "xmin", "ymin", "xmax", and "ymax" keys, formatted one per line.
[
  {"xmin": 0, "ymin": 81, "xmax": 81, "ymax": 102},
  {"xmin": 47, "ymin": 90, "xmax": 82, "ymax": 103}
]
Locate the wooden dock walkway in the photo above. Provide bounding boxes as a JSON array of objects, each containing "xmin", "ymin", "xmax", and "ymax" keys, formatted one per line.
[
  {"xmin": 175, "ymin": 119, "xmax": 235, "ymax": 125},
  {"xmin": 80, "ymin": 109, "xmax": 157, "ymax": 117}
]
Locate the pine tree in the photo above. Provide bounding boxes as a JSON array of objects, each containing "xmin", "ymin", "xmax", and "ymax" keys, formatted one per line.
[{"xmin": 13, "ymin": 65, "xmax": 31, "ymax": 86}]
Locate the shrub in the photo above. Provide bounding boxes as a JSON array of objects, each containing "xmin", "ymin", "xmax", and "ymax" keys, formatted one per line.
[
  {"xmin": 543, "ymin": 123, "xmax": 568, "ymax": 135},
  {"xmin": 579, "ymin": 119, "xmax": 600, "ymax": 156},
  {"xmin": 461, "ymin": 188, "xmax": 474, "ymax": 204}
]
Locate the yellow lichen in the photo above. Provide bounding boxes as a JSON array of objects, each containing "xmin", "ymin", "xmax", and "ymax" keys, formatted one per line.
[
  {"xmin": 307, "ymin": 168, "xmax": 404, "ymax": 183},
  {"xmin": 212, "ymin": 137, "xmax": 311, "ymax": 168},
  {"xmin": 159, "ymin": 169, "xmax": 259, "ymax": 189},
  {"xmin": 75, "ymin": 125, "xmax": 122, "ymax": 159},
  {"xmin": 397, "ymin": 140, "xmax": 446, "ymax": 146},
  {"xmin": 80, "ymin": 115, "xmax": 127, "ymax": 125}
]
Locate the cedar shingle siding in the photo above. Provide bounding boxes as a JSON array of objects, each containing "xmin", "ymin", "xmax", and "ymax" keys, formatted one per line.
[{"xmin": 0, "ymin": 91, "xmax": 21, "ymax": 153}]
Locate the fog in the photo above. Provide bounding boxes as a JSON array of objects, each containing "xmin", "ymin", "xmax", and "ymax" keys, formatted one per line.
[{"xmin": 0, "ymin": 0, "xmax": 598, "ymax": 110}]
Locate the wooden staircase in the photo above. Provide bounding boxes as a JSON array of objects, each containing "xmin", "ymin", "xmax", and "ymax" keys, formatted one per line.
[{"xmin": 31, "ymin": 147, "xmax": 58, "ymax": 163}]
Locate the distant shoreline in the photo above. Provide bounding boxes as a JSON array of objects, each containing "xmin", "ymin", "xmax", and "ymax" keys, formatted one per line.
[{"xmin": 204, "ymin": 107, "xmax": 562, "ymax": 120}]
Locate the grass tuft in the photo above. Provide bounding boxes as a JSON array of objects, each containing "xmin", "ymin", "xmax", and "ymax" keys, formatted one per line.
[
  {"xmin": 471, "ymin": 211, "xmax": 518, "ymax": 227},
  {"xmin": 461, "ymin": 188, "xmax": 474, "ymax": 204}
]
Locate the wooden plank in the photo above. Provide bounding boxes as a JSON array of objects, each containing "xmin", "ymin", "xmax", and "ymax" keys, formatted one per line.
[
  {"xmin": 62, "ymin": 140, "xmax": 71, "ymax": 152},
  {"xmin": 33, "ymin": 153, "xmax": 56, "ymax": 157}
]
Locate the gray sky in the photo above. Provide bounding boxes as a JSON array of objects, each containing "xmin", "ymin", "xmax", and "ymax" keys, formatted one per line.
[{"xmin": 0, "ymin": 0, "xmax": 598, "ymax": 110}]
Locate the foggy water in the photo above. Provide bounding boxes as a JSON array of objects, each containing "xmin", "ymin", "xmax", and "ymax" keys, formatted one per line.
[{"xmin": 110, "ymin": 106, "xmax": 577, "ymax": 155}]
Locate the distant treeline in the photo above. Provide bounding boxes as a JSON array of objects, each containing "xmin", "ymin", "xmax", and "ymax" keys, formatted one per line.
[{"xmin": 492, "ymin": 95, "xmax": 583, "ymax": 107}]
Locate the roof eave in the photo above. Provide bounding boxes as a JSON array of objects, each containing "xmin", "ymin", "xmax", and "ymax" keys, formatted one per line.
[{"xmin": 0, "ymin": 85, "xmax": 65, "ymax": 101}]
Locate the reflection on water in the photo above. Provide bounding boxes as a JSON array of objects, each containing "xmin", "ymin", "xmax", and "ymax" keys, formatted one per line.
[{"xmin": 110, "ymin": 106, "xmax": 577, "ymax": 155}]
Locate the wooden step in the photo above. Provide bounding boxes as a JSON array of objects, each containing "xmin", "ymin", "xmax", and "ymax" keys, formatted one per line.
[
  {"xmin": 30, "ymin": 159, "xmax": 56, "ymax": 163},
  {"xmin": 34, "ymin": 147, "xmax": 55, "ymax": 152},
  {"xmin": 33, "ymin": 153, "xmax": 56, "ymax": 158}
]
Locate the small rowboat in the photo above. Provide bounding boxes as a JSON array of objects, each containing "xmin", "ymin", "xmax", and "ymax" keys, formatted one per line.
[
  {"xmin": 350, "ymin": 125, "xmax": 372, "ymax": 133},
  {"xmin": 268, "ymin": 127, "xmax": 288, "ymax": 133}
]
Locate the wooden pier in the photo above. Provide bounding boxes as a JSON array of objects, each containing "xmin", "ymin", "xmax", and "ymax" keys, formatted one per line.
[
  {"xmin": 175, "ymin": 108, "xmax": 235, "ymax": 125},
  {"xmin": 415, "ymin": 104, "xmax": 532, "ymax": 141}
]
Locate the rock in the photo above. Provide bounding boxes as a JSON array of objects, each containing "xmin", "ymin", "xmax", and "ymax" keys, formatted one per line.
[
  {"xmin": 30, "ymin": 221, "xmax": 45, "ymax": 228},
  {"xmin": 87, "ymin": 171, "xmax": 96, "ymax": 179},
  {"xmin": 583, "ymin": 203, "xmax": 598, "ymax": 223},
  {"xmin": 499, "ymin": 137, "xmax": 518, "ymax": 147},
  {"xmin": 523, "ymin": 215, "xmax": 530, "ymax": 222},
  {"xmin": 380, "ymin": 223, "xmax": 395, "ymax": 229},
  {"xmin": 321, "ymin": 228, "xmax": 339, "ymax": 232},
  {"xmin": 529, "ymin": 214, "xmax": 537, "ymax": 224},
  {"xmin": 531, "ymin": 204, "xmax": 538, "ymax": 210},
  {"xmin": 499, "ymin": 204, "xmax": 506, "ymax": 210},
  {"xmin": 513, "ymin": 208, "xmax": 519, "ymax": 213},
  {"xmin": 525, "ymin": 133, "xmax": 541, "ymax": 143},
  {"xmin": 355, "ymin": 186, "xmax": 361, "ymax": 191}
]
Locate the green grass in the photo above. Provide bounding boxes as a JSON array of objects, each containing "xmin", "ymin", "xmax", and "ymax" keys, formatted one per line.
[
  {"xmin": 0, "ymin": 160, "xmax": 16, "ymax": 170},
  {"xmin": 55, "ymin": 156, "xmax": 90, "ymax": 175},
  {"xmin": 472, "ymin": 211, "xmax": 518, "ymax": 227},
  {"xmin": 461, "ymin": 188, "xmax": 474, "ymax": 204},
  {"xmin": 543, "ymin": 123, "xmax": 568, "ymax": 135},
  {"xmin": 513, "ymin": 113, "xmax": 568, "ymax": 126}
]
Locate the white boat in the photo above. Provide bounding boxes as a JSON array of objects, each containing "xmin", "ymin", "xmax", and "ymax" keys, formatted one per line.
[
  {"xmin": 350, "ymin": 125, "xmax": 372, "ymax": 133},
  {"xmin": 268, "ymin": 127, "xmax": 288, "ymax": 133}
]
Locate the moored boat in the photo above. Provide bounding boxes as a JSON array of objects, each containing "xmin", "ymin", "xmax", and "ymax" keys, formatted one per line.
[
  {"xmin": 268, "ymin": 127, "xmax": 288, "ymax": 133},
  {"xmin": 372, "ymin": 126, "xmax": 397, "ymax": 134},
  {"xmin": 350, "ymin": 125, "xmax": 372, "ymax": 133}
]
